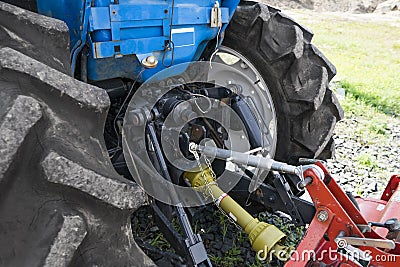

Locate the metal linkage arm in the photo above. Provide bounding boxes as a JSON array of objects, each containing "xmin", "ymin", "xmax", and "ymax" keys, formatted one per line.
[
  {"xmin": 148, "ymin": 125, "xmax": 212, "ymax": 267},
  {"xmin": 192, "ymin": 143, "xmax": 300, "ymax": 176}
]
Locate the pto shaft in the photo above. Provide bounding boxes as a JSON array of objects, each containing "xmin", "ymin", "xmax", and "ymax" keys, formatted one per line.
[{"xmin": 184, "ymin": 168, "xmax": 290, "ymax": 260}]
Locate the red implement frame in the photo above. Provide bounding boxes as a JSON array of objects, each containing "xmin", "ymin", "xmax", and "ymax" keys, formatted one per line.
[{"xmin": 285, "ymin": 164, "xmax": 400, "ymax": 267}]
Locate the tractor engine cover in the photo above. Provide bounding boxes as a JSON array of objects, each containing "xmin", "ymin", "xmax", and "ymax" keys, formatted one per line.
[{"xmin": 36, "ymin": 0, "xmax": 236, "ymax": 81}]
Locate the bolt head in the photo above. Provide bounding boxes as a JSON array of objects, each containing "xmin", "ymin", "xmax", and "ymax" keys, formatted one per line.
[
  {"xmin": 132, "ymin": 114, "xmax": 139, "ymax": 125},
  {"xmin": 317, "ymin": 210, "xmax": 329, "ymax": 222},
  {"xmin": 147, "ymin": 56, "xmax": 156, "ymax": 64},
  {"xmin": 142, "ymin": 55, "xmax": 158, "ymax": 68}
]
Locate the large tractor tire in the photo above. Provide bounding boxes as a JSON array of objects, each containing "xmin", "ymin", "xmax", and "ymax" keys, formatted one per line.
[
  {"xmin": 0, "ymin": 2, "xmax": 153, "ymax": 266},
  {"xmin": 222, "ymin": 1, "xmax": 343, "ymax": 163}
]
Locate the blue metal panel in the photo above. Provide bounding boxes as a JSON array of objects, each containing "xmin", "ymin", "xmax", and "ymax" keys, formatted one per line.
[
  {"xmin": 171, "ymin": 28, "xmax": 195, "ymax": 47},
  {"xmin": 90, "ymin": 37, "xmax": 165, "ymax": 58},
  {"xmin": 120, "ymin": 27, "xmax": 163, "ymax": 40},
  {"xmin": 36, "ymin": 0, "xmax": 84, "ymax": 51},
  {"xmin": 172, "ymin": 6, "xmax": 229, "ymax": 25},
  {"xmin": 89, "ymin": 7, "xmax": 111, "ymax": 31},
  {"xmin": 36, "ymin": 0, "xmax": 241, "ymax": 82},
  {"xmin": 109, "ymin": 4, "xmax": 169, "ymax": 21}
]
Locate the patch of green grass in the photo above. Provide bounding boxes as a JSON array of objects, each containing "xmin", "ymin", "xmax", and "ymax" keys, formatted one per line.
[
  {"xmin": 150, "ymin": 232, "xmax": 171, "ymax": 250},
  {"xmin": 291, "ymin": 12, "xmax": 400, "ymax": 116},
  {"xmin": 210, "ymin": 246, "xmax": 243, "ymax": 267},
  {"xmin": 223, "ymin": 247, "xmax": 243, "ymax": 266},
  {"xmin": 237, "ymin": 230, "xmax": 245, "ymax": 244},
  {"xmin": 258, "ymin": 213, "xmax": 305, "ymax": 249},
  {"xmin": 356, "ymin": 180, "xmax": 364, "ymax": 196},
  {"xmin": 335, "ymin": 90, "xmax": 394, "ymax": 141},
  {"xmin": 215, "ymin": 209, "xmax": 229, "ymax": 241},
  {"xmin": 369, "ymin": 123, "xmax": 388, "ymax": 135},
  {"xmin": 249, "ymin": 258, "xmax": 267, "ymax": 267},
  {"xmin": 340, "ymin": 80, "xmax": 400, "ymax": 116},
  {"xmin": 356, "ymin": 153, "xmax": 378, "ymax": 169},
  {"xmin": 393, "ymin": 42, "xmax": 400, "ymax": 50}
]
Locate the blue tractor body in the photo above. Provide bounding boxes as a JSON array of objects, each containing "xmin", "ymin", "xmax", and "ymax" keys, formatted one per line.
[{"xmin": 36, "ymin": 0, "xmax": 240, "ymax": 82}]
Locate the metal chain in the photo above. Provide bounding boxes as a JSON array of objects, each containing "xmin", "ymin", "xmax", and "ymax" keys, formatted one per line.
[
  {"xmin": 189, "ymin": 143, "xmax": 215, "ymax": 201},
  {"xmin": 189, "ymin": 143, "xmax": 241, "ymax": 229}
]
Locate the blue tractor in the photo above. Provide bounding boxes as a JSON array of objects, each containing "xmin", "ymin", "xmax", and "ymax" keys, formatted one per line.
[{"xmin": 0, "ymin": 0, "xmax": 342, "ymax": 266}]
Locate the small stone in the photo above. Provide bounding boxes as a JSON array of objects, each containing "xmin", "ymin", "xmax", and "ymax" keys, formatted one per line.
[
  {"xmin": 204, "ymin": 233, "xmax": 214, "ymax": 241},
  {"xmin": 367, "ymin": 182, "xmax": 378, "ymax": 192},
  {"xmin": 221, "ymin": 244, "xmax": 231, "ymax": 253},
  {"xmin": 213, "ymin": 241, "xmax": 222, "ymax": 250},
  {"xmin": 149, "ymin": 226, "xmax": 159, "ymax": 233}
]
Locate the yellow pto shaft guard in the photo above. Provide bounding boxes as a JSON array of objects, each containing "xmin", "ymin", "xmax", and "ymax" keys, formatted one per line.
[{"xmin": 184, "ymin": 167, "xmax": 291, "ymax": 260}]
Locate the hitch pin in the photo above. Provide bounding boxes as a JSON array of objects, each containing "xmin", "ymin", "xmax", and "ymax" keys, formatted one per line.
[{"xmin": 297, "ymin": 176, "xmax": 313, "ymax": 190}]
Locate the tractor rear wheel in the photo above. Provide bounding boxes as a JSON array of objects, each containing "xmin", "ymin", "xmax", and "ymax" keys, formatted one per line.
[
  {"xmin": 0, "ymin": 3, "xmax": 153, "ymax": 266},
  {"xmin": 220, "ymin": 1, "xmax": 343, "ymax": 164}
]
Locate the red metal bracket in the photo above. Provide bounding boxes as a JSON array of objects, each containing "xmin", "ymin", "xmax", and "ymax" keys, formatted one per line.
[
  {"xmin": 286, "ymin": 163, "xmax": 400, "ymax": 266},
  {"xmin": 381, "ymin": 175, "xmax": 400, "ymax": 201}
]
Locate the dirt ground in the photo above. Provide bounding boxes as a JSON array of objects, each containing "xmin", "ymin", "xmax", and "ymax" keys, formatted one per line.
[
  {"xmin": 259, "ymin": 0, "xmax": 400, "ymax": 28},
  {"xmin": 285, "ymin": 8, "xmax": 400, "ymax": 27},
  {"xmin": 260, "ymin": 0, "xmax": 400, "ymax": 13}
]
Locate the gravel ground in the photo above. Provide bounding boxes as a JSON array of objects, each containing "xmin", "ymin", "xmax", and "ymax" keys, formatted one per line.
[
  {"xmin": 133, "ymin": 205, "xmax": 304, "ymax": 267},
  {"xmin": 327, "ymin": 90, "xmax": 400, "ymax": 199}
]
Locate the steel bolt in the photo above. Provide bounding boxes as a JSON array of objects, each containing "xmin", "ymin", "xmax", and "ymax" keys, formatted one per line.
[
  {"xmin": 142, "ymin": 55, "xmax": 158, "ymax": 68},
  {"xmin": 317, "ymin": 210, "xmax": 329, "ymax": 222},
  {"xmin": 147, "ymin": 56, "xmax": 156, "ymax": 64}
]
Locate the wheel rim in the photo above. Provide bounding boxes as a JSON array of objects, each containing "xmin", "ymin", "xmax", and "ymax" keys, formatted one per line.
[{"xmin": 210, "ymin": 45, "xmax": 277, "ymax": 159}]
